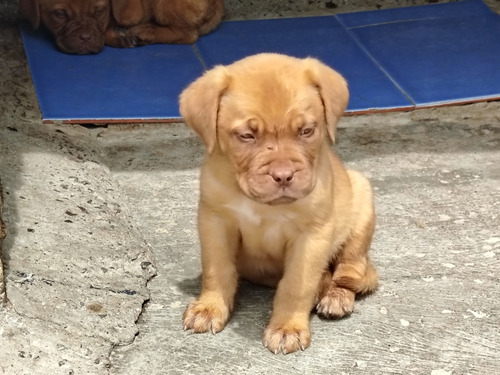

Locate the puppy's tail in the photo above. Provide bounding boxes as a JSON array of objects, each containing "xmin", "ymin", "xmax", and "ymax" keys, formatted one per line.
[{"xmin": 333, "ymin": 259, "xmax": 379, "ymax": 295}]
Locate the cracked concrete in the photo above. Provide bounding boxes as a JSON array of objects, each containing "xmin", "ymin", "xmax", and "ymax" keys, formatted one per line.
[
  {"xmin": 1, "ymin": 0, "xmax": 500, "ymax": 374},
  {"xmin": 0, "ymin": 119, "xmax": 157, "ymax": 373}
]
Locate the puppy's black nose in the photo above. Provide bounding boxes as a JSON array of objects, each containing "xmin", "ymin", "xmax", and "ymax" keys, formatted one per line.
[{"xmin": 270, "ymin": 167, "xmax": 295, "ymax": 187}]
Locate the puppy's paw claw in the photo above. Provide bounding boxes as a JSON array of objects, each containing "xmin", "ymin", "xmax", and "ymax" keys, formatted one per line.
[
  {"xmin": 262, "ymin": 322, "xmax": 310, "ymax": 354},
  {"xmin": 183, "ymin": 299, "xmax": 229, "ymax": 334},
  {"xmin": 316, "ymin": 287, "xmax": 355, "ymax": 318}
]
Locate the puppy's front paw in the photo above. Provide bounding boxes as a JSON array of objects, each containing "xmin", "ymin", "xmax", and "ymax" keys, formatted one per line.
[
  {"xmin": 183, "ymin": 299, "xmax": 230, "ymax": 334},
  {"xmin": 262, "ymin": 320, "xmax": 311, "ymax": 354},
  {"xmin": 105, "ymin": 27, "xmax": 138, "ymax": 48},
  {"xmin": 316, "ymin": 286, "xmax": 355, "ymax": 318},
  {"xmin": 127, "ymin": 25, "xmax": 155, "ymax": 46}
]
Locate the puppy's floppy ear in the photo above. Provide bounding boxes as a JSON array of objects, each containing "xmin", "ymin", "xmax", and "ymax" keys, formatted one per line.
[
  {"xmin": 304, "ymin": 58, "xmax": 349, "ymax": 143},
  {"xmin": 19, "ymin": 0, "xmax": 40, "ymax": 29},
  {"xmin": 179, "ymin": 66, "xmax": 230, "ymax": 153}
]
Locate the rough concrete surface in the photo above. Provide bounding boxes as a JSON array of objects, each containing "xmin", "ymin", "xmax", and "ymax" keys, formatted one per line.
[
  {"xmin": 0, "ymin": 180, "xmax": 6, "ymax": 304},
  {"xmin": 1, "ymin": 0, "xmax": 499, "ymax": 374}
]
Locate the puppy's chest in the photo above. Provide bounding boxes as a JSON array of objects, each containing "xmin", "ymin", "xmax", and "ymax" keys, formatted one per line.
[{"xmin": 223, "ymin": 199, "xmax": 297, "ymax": 257}]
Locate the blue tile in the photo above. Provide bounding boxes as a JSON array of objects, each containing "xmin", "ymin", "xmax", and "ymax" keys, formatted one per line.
[
  {"xmin": 195, "ymin": 16, "xmax": 413, "ymax": 113},
  {"xmin": 341, "ymin": 0, "xmax": 500, "ymax": 107},
  {"xmin": 20, "ymin": 0, "xmax": 500, "ymax": 122},
  {"xmin": 20, "ymin": 24, "xmax": 203, "ymax": 122},
  {"xmin": 338, "ymin": 0, "xmax": 491, "ymax": 28}
]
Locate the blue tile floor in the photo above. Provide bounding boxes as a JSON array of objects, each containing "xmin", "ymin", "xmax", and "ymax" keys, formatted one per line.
[{"xmin": 20, "ymin": 0, "xmax": 500, "ymax": 123}]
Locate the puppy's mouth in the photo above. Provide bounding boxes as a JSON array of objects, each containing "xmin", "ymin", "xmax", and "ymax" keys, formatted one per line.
[
  {"xmin": 266, "ymin": 195, "xmax": 298, "ymax": 205},
  {"xmin": 239, "ymin": 177, "xmax": 313, "ymax": 206},
  {"xmin": 57, "ymin": 38, "xmax": 104, "ymax": 54},
  {"xmin": 248, "ymin": 189, "xmax": 306, "ymax": 206}
]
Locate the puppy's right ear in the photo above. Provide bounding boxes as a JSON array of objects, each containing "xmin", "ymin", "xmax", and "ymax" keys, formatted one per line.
[
  {"xmin": 19, "ymin": 0, "xmax": 40, "ymax": 29},
  {"xmin": 179, "ymin": 66, "xmax": 230, "ymax": 153}
]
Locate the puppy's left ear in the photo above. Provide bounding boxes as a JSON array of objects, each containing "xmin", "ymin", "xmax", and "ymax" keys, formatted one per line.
[
  {"xmin": 304, "ymin": 58, "xmax": 349, "ymax": 143},
  {"xmin": 19, "ymin": 0, "xmax": 41, "ymax": 29},
  {"xmin": 179, "ymin": 66, "xmax": 230, "ymax": 153}
]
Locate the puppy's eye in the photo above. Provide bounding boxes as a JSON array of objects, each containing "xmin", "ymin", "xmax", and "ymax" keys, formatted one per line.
[
  {"xmin": 300, "ymin": 127, "xmax": 315, "ymax": 137},
  {"xmin": 238, "ymin": 132, "xmax": 256, "ymax": 142},
  {"xmin": 95, "ymin": 6, "xmax": 107, "ymax": 17},
  {"xmin": 53, "ymin": 9, "xmax": 67, "ymax": 20}
]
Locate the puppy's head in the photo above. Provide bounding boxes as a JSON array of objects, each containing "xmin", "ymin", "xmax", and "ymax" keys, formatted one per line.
[
  {"xmin": 180, "ymin": 53, "xmax": 349, "ymax": 205},
  {"xmin": 20, "ymin": 0, "xmax": 110, "ymax": 54}
]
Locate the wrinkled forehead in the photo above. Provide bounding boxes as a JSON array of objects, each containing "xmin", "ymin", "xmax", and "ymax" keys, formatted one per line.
[
  {"xmin": 219, "ymin": 71, "xmax": 323, "ymax": 131},
  {"xmin": 41, "ymin": 0, "xmax": 108, "ymax": 11}
]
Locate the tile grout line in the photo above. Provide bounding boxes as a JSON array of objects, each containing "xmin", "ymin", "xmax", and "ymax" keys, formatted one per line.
[
  {"xmin": 191, "ymin": 44, "xmax": 208, "ymax": 71},
  {"xmin": 334, "ymin": 14, "xmax": 416, "ymax": 109}
]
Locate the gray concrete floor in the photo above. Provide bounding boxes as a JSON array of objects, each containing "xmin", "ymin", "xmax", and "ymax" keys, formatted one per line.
[{"xmin": 1, "ymin": 1, "xmax": 499, "ymax": 374}]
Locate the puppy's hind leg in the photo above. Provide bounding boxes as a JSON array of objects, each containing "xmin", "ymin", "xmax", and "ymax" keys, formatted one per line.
[
  {"xmin": 316, "ymin": 255, "xmax": 378, "ymax": 318},
  {"xmin": 316, "ymin": 171, "xmax": 378, "ymax": 318},
  {"xmin": 128, "ymin": 24, "xmax": 199, "ymax": 45},
  {"xmin": 111, "ymin": 0, "xmax": 147, "ymax": 26},
  {"xmin": 198, "ymin": 0, "xmax": 225, "ymax": 36}
]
